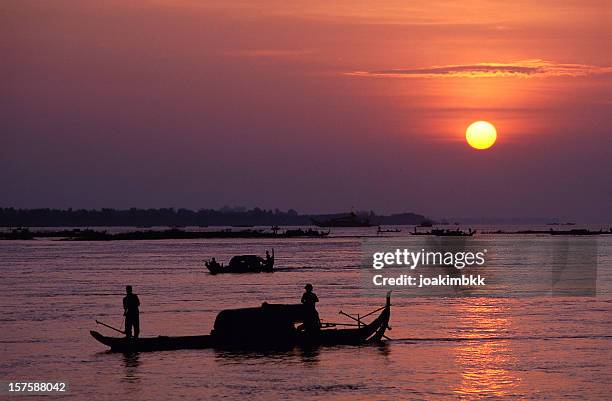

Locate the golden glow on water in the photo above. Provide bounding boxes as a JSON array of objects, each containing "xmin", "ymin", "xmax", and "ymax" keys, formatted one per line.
[{"xmin": 452, "ymin": 301, "xmax": 521, "ymax": 399}]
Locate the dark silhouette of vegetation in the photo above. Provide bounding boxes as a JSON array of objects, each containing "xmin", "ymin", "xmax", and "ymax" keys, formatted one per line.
[
  {"xmin": 0, "ymin": 207, "xmax": 430, "ymax": 228},
  {"xmin": 0, "ymin": 227, "xmax": 333, "ymax": 241}
]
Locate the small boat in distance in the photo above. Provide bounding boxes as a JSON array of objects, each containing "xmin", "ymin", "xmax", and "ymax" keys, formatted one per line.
[
  {"xmin": 311, "ymin": 212, "xmax": 372, "ymax": 227},
  {"xmin": 90, "ymin": 293, "xmax": 392, "ymax": 352},
  {"xmin": 549, "ymin": 228, "xmax": 603, "ymax": 236},
  {"xmin": 411, "ymin": 227, "xmax": 475, "ymax": 236},
  {"xmin": 283, "ymin": 228, "xmax": 330, "ymax": 237},
  {"xmin": 377, "ymin": 226, "xmax": 401, "ymax": 234},
  {"xmin": 433, "ymin": 228, "xmax": 475, "ymax": 237},
  {"xmin": 205, "ymin": 250, "xmax": 274, "ymax": 274}
]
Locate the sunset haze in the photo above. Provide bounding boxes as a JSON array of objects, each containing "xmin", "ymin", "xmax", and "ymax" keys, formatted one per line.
[{"xmin": 2, "ymin": 0, "xmax": 611, "ymax": 221}]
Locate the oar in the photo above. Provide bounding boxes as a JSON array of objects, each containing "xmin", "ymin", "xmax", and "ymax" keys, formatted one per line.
[
  {"xmin": 95, "ymin": 319, "xmax": 125, "ymax": 335},
  {"xmin": 360, "ymin": 304, "xmax": 390, "ymax": 319},
  {"xmin": 339, "ymin": 311, "xmax": 393, "ymax": 341},
  {"xmin": 320, "ymin": 321, "xmax": 361, "ymax": 327}
]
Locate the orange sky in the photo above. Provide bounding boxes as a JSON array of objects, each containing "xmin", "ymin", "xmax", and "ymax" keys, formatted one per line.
[{"xmin": 1, "ymin": 1, "xmax": 611, "ymax": 220}]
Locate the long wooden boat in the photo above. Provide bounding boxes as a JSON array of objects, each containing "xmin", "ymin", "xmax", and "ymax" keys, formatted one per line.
[
  {"xmin": 377, "ymin": 226, "xmax": 401, "ymax": 234},
  {"xmin": 90, "ymin": 331, "xmax": 214, "ymax": 353},
  {"xmin": 90, "ymin": 293, "xmax": 391, "ymax": 353},
  {"xmin": 549, "ymin": 228, "xmax": 603, "ymax": 236},
  {"xmin": 433, "ymin": 228, "xmax": 475, "ymax": 237},
  {"xmin": 410, "ymin": 227, "xmax": 475, "ymax": 236}
]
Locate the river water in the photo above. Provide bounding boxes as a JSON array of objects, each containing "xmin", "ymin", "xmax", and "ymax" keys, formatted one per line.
[{"xmin": 1, "ymin": 226, "xmax": 611, "ymax": 400}]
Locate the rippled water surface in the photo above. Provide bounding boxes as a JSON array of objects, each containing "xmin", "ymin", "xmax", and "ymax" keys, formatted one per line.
[{"xmin": 1, "ymin": 227, "xmax": 611, "ymax": 400}]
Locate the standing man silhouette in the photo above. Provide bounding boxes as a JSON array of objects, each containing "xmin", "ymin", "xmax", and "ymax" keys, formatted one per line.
[
  {"xmin": 265, "ymin": 249, "xmax": 274, "ymax": 269},
  {"xmin": 123, "ymin": 285, "xmax": 140, "ymax": 338},
  {"xmin": 301, "ymin": 283, "xmax": 320, "ymax": 332}
]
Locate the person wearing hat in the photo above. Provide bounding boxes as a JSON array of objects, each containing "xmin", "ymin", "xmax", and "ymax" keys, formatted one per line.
[{"xmin": 301, "ymin": 284, "xmax": 320, "ymax": 332}]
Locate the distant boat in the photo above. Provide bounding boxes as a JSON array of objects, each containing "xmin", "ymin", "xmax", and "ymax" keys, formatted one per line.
[
  {"xmin": 90, "ymin": 293, "xmax": 391, "ymax": 352},
  {"xmin": 418, "ymin": 220, "xmax": 433, "ymax": 227},
  {"xmin": 411, "ymin": 227, "xmax": 475, "ymax": 236},
  {"xmin": 283, "ymin": 228, "xmax": 330, "ymax": 237},
  {"xmin": 311, "ymin": 212, "xmax": 372, "ymax": 227},
  {"xmin": 549, "ymin": 228, "xmax": 602, "ymax": 236},
  {"xmin": 0, "ymin": 228, "xmax": 34, "ymax": 240},
  {"xmin": 432, "ymin": 228, "xmax": 475, "ymax": 237},
  {"xmin": 205, "ymin": 251, "xmax": 274, "ymax": 274},
  {"xmin": 377, "ymin": 226, "xmax": 401, "ymax": 234}
]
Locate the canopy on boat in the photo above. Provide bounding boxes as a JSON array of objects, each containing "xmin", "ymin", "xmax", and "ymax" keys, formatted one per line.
[
  {"xmin": 212, "ymin": 303, "xmax": 310, "ymax": 344},
  {"xmin": 229, "ymin": 255, "xmax": 264, "ymax": 266}
]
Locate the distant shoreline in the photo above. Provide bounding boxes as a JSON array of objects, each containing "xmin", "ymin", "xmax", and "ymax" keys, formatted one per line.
[
  {"xmin": 2, "ymin": 226, "xmax": 610, "ymax": 241},
  {"xmin": 0, "ymin": 207, "xmax": 430, "ymax": 227},
  {"xmin": 0, "ymin": 227, "xmax": 334, "ymax": 241}
]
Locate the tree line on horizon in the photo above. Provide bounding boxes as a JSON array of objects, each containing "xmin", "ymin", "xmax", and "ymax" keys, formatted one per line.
[{"xmin": 0, "ymin": 207, "xmax": 429, "ymax": 227}]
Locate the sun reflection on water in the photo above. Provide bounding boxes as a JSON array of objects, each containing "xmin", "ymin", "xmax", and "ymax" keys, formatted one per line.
[{"xmin": 452, "ymin": 300, "xmax": 522, "ymax": 399}]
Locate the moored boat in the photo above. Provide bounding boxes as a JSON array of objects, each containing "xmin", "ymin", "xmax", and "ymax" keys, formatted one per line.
[
  {"xmin": 549, "ymin": 228, "xmax": 603, "ymax": 236},
  {"xmin": 90, "ymin": 293, "xmax": 391, "ymax": 352},
  {"xmin": 283, "ymin": 228, "xmax": 330, "ymax": 237},
  {"xmin": 410, "ymin": 227, "xmax": 475, "ymax": 236},
  {"xmin": 432, "ymin": 228, "xmax": 475, "ymax": 237},
  {"xmin": 377, "ymin": 226, "xmax": 401, "ymax": 234}
]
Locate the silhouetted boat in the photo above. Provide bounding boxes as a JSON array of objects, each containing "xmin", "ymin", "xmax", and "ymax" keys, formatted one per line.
[
  {"xmin": 481, "ymin": 229, "xmax": 550, "ymax": 235},
  {"xmin": 377, "ymin": 226, "xmax": 401, "ymax": 233},
  {"xmin": 205, "ymin": 251, "xmax": 274, "ymax": 274},
  {"xmin": 0, "ymin": 228, "xmax": 34, "ymax": 240},
  {"xmin": 311, "ymin": 212, "xmax": 372, "ymax": 227},
  {"xmin": 90, "ymin": 330, "xmax": 213, "ymax": 352},
  {"xmin": 90, "ymin": 293, "xmax": 391, "ymax": 352},
  {"xmin": 283, "ymin": 228, "xmax": 330, "ymax": 237},
  {"xmin": 549, "ymin": 228, "xmax": 603, "ymax": 236},
  {"xmin": 433, "ymin": 228, "xmax": 475, "ymax": 237},
  {"xmin": 410, "ymin": 227, "xmax": 475, "ymax": 236}
]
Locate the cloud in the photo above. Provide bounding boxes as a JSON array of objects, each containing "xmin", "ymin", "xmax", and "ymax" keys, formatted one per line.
[
  {"xmin": 224, "ymin": 49, "xmax": 313, "ymax": 59},
  {"xmin": 349, "ymin": 60, "xmax": 612, "ymax": 78}
]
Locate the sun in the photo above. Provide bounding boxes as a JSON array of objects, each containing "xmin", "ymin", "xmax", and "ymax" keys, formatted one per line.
[{"xmin": 466, "ymin": 121, "xmax": 497, "ymax": 150}]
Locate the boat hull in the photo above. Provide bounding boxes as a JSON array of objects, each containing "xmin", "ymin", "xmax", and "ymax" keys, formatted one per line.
[{"xmin": 90, "ymin": 331, "xmax": 214, "ymax": 352}]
